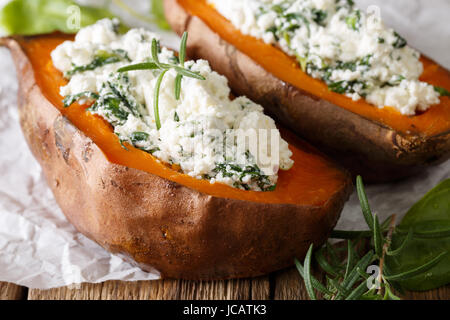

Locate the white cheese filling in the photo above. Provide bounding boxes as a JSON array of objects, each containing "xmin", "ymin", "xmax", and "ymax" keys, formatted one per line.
[
  {"xmin": 52, "ymin": 19, "xmax": 294, "ymax": 192},
  {"xmin": 208, "ymin": 0, "xmax": 441, "ymax": 115}
]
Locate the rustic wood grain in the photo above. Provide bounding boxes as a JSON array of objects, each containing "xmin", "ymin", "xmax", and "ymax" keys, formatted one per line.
[
  {"xmin": 21, "ymin": 273, "xmax": 450, "ymax": 300},
  {"xmin": 251, "ymin": 276, "xmax": 271, "ymax": 300},
  {"xmin": 28, "ymin": 281, "xmax": 172, "ymax": 300},
  {"xmin": 27, "ymin": 277, "xmax": 270, "ymax": 300},
  {"xmin": 0, "ymin": 282, "xmax": 27, "ymax": 300},
  {"xmin": 273, "ymin": 268, "xmax": 310, "ymax": 300},
  {"xmin": 402, "ymin": 285, "xmax": 450, "ymax": 300}
]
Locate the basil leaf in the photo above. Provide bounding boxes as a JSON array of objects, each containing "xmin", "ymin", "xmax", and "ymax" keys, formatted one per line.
[
  {"xmin": 0, "ymin": 0, "xmax": 120, "ymax": 36},
  {"xmin": 386, "ymin": 179, "xmax": 450, "ymax": 291},
  {"xmin": 150, "ymin": 0, "xmax": 170, "ymax": 30}
]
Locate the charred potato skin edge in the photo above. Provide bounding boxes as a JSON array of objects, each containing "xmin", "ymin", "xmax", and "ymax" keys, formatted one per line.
[
  {"xmin": 164, "ymin": 0, "xmax": 450, "ymax": 183},
  {"xmin": 1, "ymin": 36, "xmax": 352, "ymax": 280}
]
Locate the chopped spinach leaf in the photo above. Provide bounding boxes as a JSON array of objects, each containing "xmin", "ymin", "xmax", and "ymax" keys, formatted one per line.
[
  {"xmin": 393, "ymin": 31, "xmax": 407, "ymax": 49},
  {"xmin": 65, "ymin": 49, "xmax": 130, "ymax": 77},
  {"xmin": 311, "ymin": 9, "xmax": 327, "ymax": 26},
  {"xmin": 63, "ymin": 91, "xmax": 99, "ymax": 108},
  {"xmin": 131, "ymin": 131, "xmax": 149, "ymax": 143}
]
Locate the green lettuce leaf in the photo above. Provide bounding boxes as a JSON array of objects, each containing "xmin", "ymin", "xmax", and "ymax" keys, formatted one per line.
[{"xmin": 0, "ymin": 0, "xmax": 119, "ymax": 36}]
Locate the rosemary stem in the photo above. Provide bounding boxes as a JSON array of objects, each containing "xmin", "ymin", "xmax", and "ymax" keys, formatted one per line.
[
  {"xmin": 154, "ymin": 70, "xmax": 168, "ymax": 130},
  {"xmin": 378, "ymin": 214, "xmax": 397, "ymax": 295}
]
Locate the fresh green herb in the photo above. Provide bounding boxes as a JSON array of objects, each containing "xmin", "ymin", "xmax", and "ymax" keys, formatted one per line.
[
  {"xmin": 0, "ymin": 0, "xmax": 121, "ymax": 36},
  {"xmin": 271, "ymin": 4, "xmax": 284, "ymax": 15},
  {"xmin": 264, "ymin": 26, "xmax": 279, "ymax": 41},
  {"xmin": 65, "ymin": 49, "xmax": 130, "ymax": 77},
  {"xmin": 106, "ymin": 75, "xmax": 143, "ymax": 118},
  {"xmin": 393, "ymin": 31, "xmax": 407, "ymax": 49},
  {"xmin": 63, "ymin": 91, "xmax": 99, "ymax": 108},
  {"xmin": 386, "ymin": 179, "xmax": 450, "ymax": 291},
  {"xmin": 212, "ymin": 161, "xmax": 274, "ymax": 192},
  {"xmin": 285, "ymin": 12, "xmax": 310, "ymax": 36},
  {"xmin": 311, "ymin": 9, "xmax": 327, "ymax": 26},
  {"xmin": 295, "ymin": 176, "xmax": 449, "ymax": 300},
  {"xmin": 328, "ymin": 80, "xmax": 367, "ymax": 95},
  {"xmin": 434, "ymin": 86, "xmax": 450, "ymax": 97},
  {"xmin": 131, "ymin": 131, "xmax": 150, "ymax": 143},
  {"xmin": 346, "ymin": 10, "xmax": 361, "ymax": 31},
  {"xmin": 118, "ymin": 32, "xmax": 205, "ymax": 130},
  {"xmin": 153, "ymin": 69, "xmax": 167, "ymax": 130},
  {"xmin": 87, "ymin": 73, "xmax": 143, "ymax": 126},
  {"xmin": 89, "ymin": 96, "xmax": 128, "ymax": 125},
  {"xmin": 174, "ymin": 111, "xmax": 180, "ymax": 122}
]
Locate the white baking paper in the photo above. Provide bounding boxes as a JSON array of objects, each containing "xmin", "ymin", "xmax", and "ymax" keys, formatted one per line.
[{"xmin": 0, "ymin": 0, "xmax": 449, "ymax": 289}]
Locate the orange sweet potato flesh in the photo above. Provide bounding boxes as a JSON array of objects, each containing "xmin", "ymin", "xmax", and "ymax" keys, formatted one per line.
[
  {"xmin": 1, "ymin": 34, "xmax": 352, "ymax": 279},
  {"xmin": 168, "ymin": 0, "xmax": 450, "ymax": 182}
]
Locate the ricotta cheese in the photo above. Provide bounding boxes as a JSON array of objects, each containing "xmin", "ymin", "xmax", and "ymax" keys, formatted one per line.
[
  {"xmin": 52, "ymin": 19, "xmax": 294, "ymax": 192},
  {"xmin": 208, "ymin": 0, "xmax": 441, "ymax": 115}
]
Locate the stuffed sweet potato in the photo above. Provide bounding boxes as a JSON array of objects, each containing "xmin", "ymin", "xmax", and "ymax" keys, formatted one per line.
[
  {"xmin": 1, "ymin": 26, "xmax": 352, "ymax": 279},
  {"xmin": 164, "ymin": 0, "xmax": 450, "ymax": 182}
]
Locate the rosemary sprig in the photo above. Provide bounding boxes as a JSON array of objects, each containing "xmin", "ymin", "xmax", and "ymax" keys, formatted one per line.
[
  {"xmin": 296, "ymin": 176, "xmax": 448, "ymax": 300},
  {"xmin": 118, "ymin": 32, "xmax": 205, "ymax": 130}
]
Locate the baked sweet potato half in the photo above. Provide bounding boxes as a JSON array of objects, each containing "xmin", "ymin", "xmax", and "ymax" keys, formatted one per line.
[
  {"xmin": 1, "ymin": 33, "xmax": 352, "ymax": 280},
  {"xmin": 164, "ymin": 0, "xmax": 450, "ymax": 182}
]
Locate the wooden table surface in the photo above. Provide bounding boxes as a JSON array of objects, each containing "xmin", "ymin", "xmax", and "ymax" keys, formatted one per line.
[{"xmin": 1, "ymin": 267, "xmax": 449, "ymax": 300}]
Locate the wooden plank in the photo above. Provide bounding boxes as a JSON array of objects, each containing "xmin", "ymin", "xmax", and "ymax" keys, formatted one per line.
[
  {"xmin": 178, "ymin": 279, "xmax": 251, "ymax": 300},
  {"xmin": 29, "ymin": 282, "xmax": 103, "ymax": 300},
  {"xmin": 402, "ymin": 285, "xmax": 450, "ymax": 300},
  {"xmin": 0, "ymin": 282, "xmax": 27, "ymax": 300},
  {"xmin": 251, "ymin": 276, "xmax": 270, "ymax": 300},
  {"xmin": 273, "ymin": 268, "xmax": 310, "ymax": 300},
  {"xmin": 27, "ymin": 276, "xmax": 450, "ymax": 300},
  {"xmin": 28, "ymin": 281, "xmax": 182, "ymax": 300},
  {"xmin": 28, "ymin": 278, "xmax": 270, "ymax": 300}
]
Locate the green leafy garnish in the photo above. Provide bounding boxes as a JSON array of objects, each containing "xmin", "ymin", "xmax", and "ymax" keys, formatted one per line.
[
  {"xmin": 296, "ymin": 176, "xmax": 449, "ymax": 300},
  {"xmin": 345, "ymin": 10, "xmax": 361, "ymax": 31},
  {"xmin": 63, "ymin": 91, "xmax": 99, "ymax": 108},
  {"xmin": 212, "ymin": 162, "xmax": 274, "ymax": 192},
  {"xmin": 386, "ymin": 179, "xmax": 450, "ymax": 291},
  {"xmin": 131, "ymin": 131, "xmax": 150, "ymax": 143},
  {"xmin": 434, "ymin": 86, "xmax": 450, "ymax": 97},
  {"xmin": 65, "ymin": 49, "xmax": 130, "ymax": 77},
  {"xmin": 87, "ymin": 73, "xmax": 144, "ymax": 126},
  {"xmin": 393, "ymin": 31, "xmax": 407, "ymax": 49},
  {"xmin": 311, "ymin": 8, "xmax": 327, "ymax": 26},
  {"xmin": 118, "ymin": 32, "xmax": 205, "ymax": 130},
  {"xmin": 0, "ymin": 0, "xmax": 119, "ymax": 36}
]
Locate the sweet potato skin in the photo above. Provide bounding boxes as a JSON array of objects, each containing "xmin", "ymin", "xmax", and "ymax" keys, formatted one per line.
[
  {"xmin": 164, "ymin": 0, "xmax": 450, "ymax": 182},
  {"xmin": 2, "ymin": 36, "xmax": 352, "ymax": 280}
]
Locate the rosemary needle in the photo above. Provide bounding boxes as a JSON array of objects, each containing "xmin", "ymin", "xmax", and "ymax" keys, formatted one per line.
[
  {"xmin": 118, "ymin": 32, "xmax": 206, "ymax": 130},
  {"xmin": 295, "ymin": 176, "xmax": 447, "ymax": 300}
]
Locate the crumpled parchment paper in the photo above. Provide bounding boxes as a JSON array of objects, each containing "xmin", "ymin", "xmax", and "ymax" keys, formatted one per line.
[{"xmin": 0, "ymin": 0, "xmax": 449, "ymax": 289}]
